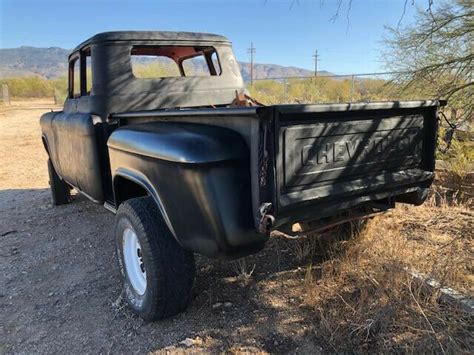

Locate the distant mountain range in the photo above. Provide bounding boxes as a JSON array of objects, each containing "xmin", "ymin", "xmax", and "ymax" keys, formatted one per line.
[
  {"xmin": 0, "ymin": 47, "xmax": 69, "ymax": 79},
  {"xmin": 0, "ymin": 46, "xmax": 333, "ymax": 82}
]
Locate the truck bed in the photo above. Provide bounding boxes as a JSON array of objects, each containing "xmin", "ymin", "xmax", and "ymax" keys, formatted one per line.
[{"xmin": 111, "ymin": 100, "xmax": 443, "ymax": 234}]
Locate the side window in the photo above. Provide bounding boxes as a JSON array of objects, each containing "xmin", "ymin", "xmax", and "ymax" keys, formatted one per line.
[
  {"xmin": 69, "ymin": 57, "xmax": 80, "ymax": 98},
  {"xmin": 84, "ymin": 48, "xmax": 93, "ymax": 95},
  {"xmin": 69, "ymin": 49, "xmax": 92, "ymax": 98}
]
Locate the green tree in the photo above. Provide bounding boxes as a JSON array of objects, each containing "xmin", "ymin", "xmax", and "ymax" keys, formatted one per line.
[{"xmin": 384, "ymin": 0, "xmax": 473, "ymax": 122}]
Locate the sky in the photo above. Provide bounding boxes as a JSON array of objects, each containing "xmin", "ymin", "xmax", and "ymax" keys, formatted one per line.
[{"xmin": 0, "ymin": 0, "xmax": 419, "ymax": 75}]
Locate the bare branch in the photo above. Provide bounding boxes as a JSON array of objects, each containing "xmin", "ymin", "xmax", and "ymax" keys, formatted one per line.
[
  {"xmin": 398, "ymin": 0, "xmax": 410, "ymax": 30},
  {"xmin": 330, "ymin": 0, "xmax": 344, "ymax": 22},
  {"xmin": 345, "ymin": 0, "xmax": 352, "ymax": 34},
  {"xmin": 289, "ymin": 0, "xmax": 300, "ymax": 11},
  {"xmin": 444, "ymin": 82, "xmax": 474, "ymax": 99}
]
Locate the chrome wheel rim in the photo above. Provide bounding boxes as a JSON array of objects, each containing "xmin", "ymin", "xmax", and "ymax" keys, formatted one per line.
[{"xmin": 123, "ymin": 227, "xmax": 147, "ymax": 295}]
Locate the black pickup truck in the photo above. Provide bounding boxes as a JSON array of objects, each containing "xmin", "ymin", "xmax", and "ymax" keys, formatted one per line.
[{"xmin": 40, "ymin": 31, "xmax": 444, "ymax": 320}]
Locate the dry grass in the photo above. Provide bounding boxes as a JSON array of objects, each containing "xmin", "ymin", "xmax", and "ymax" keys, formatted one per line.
[
  {"xmin": 288, "ymin": 220, "xmax": 367, "ymax": 264},
  {"xmin": 302, "ymin": 199, "xmax": 473, "ymax": 353},
  {"xmin": 232, "ymin": 257, "xmax": 256, "ymax": 281}
]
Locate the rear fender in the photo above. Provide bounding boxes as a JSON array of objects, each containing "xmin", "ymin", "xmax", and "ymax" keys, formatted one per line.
[{"xmin": 108, "ymin": 122, "xmax": 267, "ymax": 259}]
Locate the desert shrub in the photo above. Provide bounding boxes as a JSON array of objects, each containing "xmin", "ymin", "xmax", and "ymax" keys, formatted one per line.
[
  {"xmin": 249, "ymin": 76, "xmax": 406, "ymax": 105},
  {"xmin": 438, "ymin": 136, "xmax": 474, "ymax": 178},
  {"xmin": 0, "ymin": 76, "xmax": 67, "ymax": 99}
]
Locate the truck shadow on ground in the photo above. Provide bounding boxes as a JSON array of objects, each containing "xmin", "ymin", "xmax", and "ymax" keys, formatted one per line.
[{"xmin": 1, "ymin": 188, "xmax": 351, "ymax": 353}]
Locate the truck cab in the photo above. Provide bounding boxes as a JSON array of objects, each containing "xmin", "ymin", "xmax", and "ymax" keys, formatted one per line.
[{"xmin": 41, "ymin": 31, "xmax": 245, "ymax": 205}]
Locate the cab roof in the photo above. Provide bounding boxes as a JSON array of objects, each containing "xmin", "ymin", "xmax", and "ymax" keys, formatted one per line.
[{"xmin": 72, "ymin": 31, "xmax": 231, "ymax": 53}]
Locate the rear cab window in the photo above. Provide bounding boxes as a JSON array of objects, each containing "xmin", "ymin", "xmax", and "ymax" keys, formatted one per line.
[{"xmin": 130, "ymin": 45, "xmax": 221, "ymax": 79}]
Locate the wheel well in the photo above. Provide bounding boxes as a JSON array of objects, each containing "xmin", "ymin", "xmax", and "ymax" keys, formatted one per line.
[{"xmin": 114, "ymin": 176, "xmax": 149, "ymax": 206}]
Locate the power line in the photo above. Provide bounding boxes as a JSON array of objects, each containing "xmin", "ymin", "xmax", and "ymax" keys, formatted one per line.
[
  {"xmin": 247, "ymin": 42, "xmax": 256, "ymax": 85},
  {"xmin": 253, "ymin": 70, "xmax": 405, "ymax": 82}
]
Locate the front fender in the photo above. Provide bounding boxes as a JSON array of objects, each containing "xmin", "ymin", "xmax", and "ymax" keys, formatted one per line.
[{"xmin": 108, "ymin": 122, "xmax": 267, "ymax": 259}]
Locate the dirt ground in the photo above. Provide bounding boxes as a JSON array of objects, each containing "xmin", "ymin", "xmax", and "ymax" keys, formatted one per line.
[{"xmin": 1, "ymin": 100, "xmax": 472, "ymax": 354}]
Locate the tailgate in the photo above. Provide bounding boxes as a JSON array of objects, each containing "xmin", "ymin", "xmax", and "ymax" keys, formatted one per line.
[{"xmin": 259, "ymin": 101, "xmax": 442, "ymax": 224}]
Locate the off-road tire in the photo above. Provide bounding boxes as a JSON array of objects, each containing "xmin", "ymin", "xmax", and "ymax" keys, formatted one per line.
[
  {"xmin": 115, "ymin": 196, "xmax": 195, "ymax": 321},
  {"xmin": 47, "ymin": 158, "xmax": 71, "ymax": 206}
]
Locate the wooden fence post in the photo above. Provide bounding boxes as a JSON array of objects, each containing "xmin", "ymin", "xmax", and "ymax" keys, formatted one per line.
[{"xmin": 2, "ymin": 84, "xmax": 10, "ymax": 105}]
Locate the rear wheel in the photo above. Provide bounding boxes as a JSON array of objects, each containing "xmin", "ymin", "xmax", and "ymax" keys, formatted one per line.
[
  {"xmin": 47, "ymin": 159, "xmax": 71, "ymax": 206},
  {"xmin": 115, "ymin": 196, "xmax": 195, "ymax": 320}
]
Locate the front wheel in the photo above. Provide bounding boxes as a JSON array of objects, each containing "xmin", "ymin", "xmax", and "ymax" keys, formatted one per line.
[{"xmin": 115, "ymin": 196, "xmax": 195, "ymax": 321}]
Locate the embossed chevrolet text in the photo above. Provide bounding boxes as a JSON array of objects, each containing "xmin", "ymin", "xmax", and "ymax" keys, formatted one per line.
[
  {"xmin": 283, "ymin": 121, "xmax": 426, "ymax": 188},
  {"xmin": 301, "ymin": 131, "xmax": 417, "ymax": 167}
]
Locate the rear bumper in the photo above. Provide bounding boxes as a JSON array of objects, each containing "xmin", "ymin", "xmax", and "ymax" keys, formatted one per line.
[
  {"xmin": 279, "ymin": 168, "xmax": 433, "ymax": 208},
  {"xmin": 274, "ymin": 182, "xmax": 433, "ymax": 229}
]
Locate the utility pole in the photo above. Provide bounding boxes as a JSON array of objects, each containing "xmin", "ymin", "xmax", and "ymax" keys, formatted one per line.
[
  {"xmin": 248, "ymin": 42, "xmax": 256, "ymax": 86},
  {"xmin": 312, "ymin": 50, "xmax": 319, "ymax": 77}
]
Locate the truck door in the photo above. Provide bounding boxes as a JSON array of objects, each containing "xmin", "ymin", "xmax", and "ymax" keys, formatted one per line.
[{"xmin": 51, "ymin": 49, "xmax": 105, "ymax": 203}]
